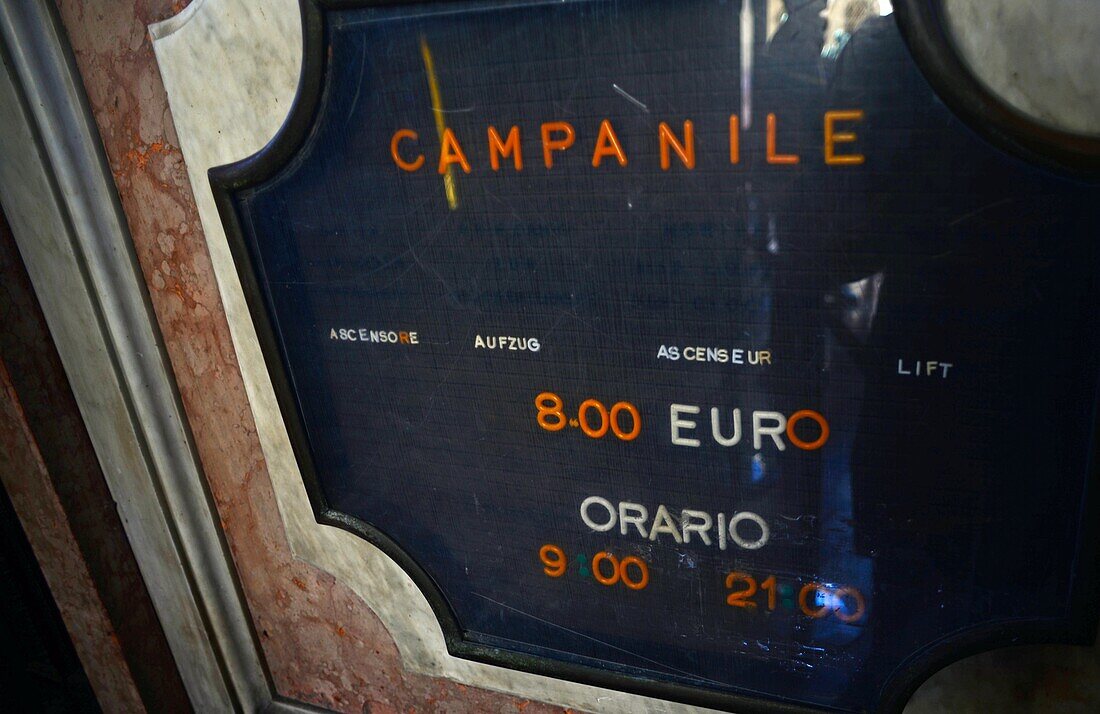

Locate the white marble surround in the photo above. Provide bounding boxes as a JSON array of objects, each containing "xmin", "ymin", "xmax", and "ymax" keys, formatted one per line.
[{"xmin": 944, "ymin": 0, "xmax": 1100, "ymax": 136}]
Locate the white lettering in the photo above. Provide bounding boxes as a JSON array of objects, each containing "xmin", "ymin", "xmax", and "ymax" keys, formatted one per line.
[
  {"xmin": 619, "ymin": 502, "xmax": 649, "ymax": 538},
  {"xmin": 578, "ymin": 497, "xmax": 768, "ymax": 551},
  {"xmin": 648, "ymin": 505, "xmax": 683, "ymax": 543},
  {"xmin": 670, "ymin": 404, "xmax": 701, "ymax": 447},
  {"xmin": 752, "ymin": 411, "xmax": 787, "ymax": 451},
  {"xmin": 580, "ymin": 496, "xmax": 617, "ymax": 532},
  {"xmin": 729, "ymin": 511, "xmax": 770, "ymax": 549},
  {"xmin": 710, "ymin": 407, "xmax": 742, "ymax": 446},
  {"xmin": 681, "ymin": 509, "xmax": 713, "ymax": 545}
]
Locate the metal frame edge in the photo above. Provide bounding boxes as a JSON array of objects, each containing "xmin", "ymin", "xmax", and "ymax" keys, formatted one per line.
[{"xmin": 0, "ymin": 1, "xmax": 276, "ymax": 711}]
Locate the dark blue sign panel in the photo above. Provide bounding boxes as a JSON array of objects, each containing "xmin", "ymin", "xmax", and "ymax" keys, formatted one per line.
[{"xmin": 213, "ymin": 1, "xmax": 1100, "ymax": 711}]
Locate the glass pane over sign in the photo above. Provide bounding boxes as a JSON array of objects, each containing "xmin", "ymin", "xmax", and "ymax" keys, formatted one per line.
[{"xmin": 219, "ymin": 0, "xmax": 1100, "ymax": 710}]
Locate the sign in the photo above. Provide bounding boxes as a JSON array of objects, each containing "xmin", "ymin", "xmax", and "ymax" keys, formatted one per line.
[{"xmin": 212, "ymin": 1, "xmax": 1100, "ymax": 710}]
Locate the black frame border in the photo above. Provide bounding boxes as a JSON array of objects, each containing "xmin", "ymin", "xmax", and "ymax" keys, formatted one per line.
[
  {"xmin": 208, "ymin": 1, "xmax": 1100, "ymax": 712},
  {"xmin": 893, "ymin": 0, "xmax": 1100, "ymax": 176}
]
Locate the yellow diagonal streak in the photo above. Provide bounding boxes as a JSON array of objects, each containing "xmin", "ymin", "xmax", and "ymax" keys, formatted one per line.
[{"xmin": 420, "ymin": 36, "xmax": 458, "ymax": 210}]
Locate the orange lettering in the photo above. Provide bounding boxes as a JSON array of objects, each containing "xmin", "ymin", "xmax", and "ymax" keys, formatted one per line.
[
  {"xmin": 659, "ymin": 120, "xmax": 695, "ymax": 170},
  {"xmin": 592, "ymin": 552, "xmax": 620, "ymax": 586},
  {"xmin": 619, "ymin": 556, "xmax": 649, "ymax": 590},
  {"xmin": 535, "ymin": 392, "xmax": 566, "ymax": 432},
  {"xmin": 766, "ymin": 113, "xmax": 799, "ymax": 165},
  {"xmin": 541, "ymin": 121, "xmax": 576, "ymax": 169},
  {"xmin": 786, "ymin": 410, "xmax": 830, "ymax": 450},
  {"xmin": 729, "ymin": 115, "xmax": 740, "ymax": 165},
  {"xmin": 592, "ymin": 119, "xmax": 628, "ymax": 167},
  {"xmin": 437, "ymin": 128, "xmax": 471, "ymax": 174},
  {"xmin": 390, "ymin": 129, "xmax": 424, "ymax": 171},
  {"xmin": 539, "ymin": 544, "xmax": 567, "ymax": 578},
  {"xmin": 824, "ymin": 110, "xmax": 865, "ymax": 165},
  {"xmin": 833, "ymin": 586, "xmax": 867, "ymax": 623},
  {"xmin": 488, "ymin": 125, "xmax": 523, "ymax": 171},
  {"xmin": 799, "ymin": 583, "xmax": 830, "ymax": 619}
]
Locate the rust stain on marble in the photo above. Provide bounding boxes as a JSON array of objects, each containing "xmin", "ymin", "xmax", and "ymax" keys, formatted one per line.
[{"xmin": 124, "ymin": 139, "xmax": 170, "ymax": 170}]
